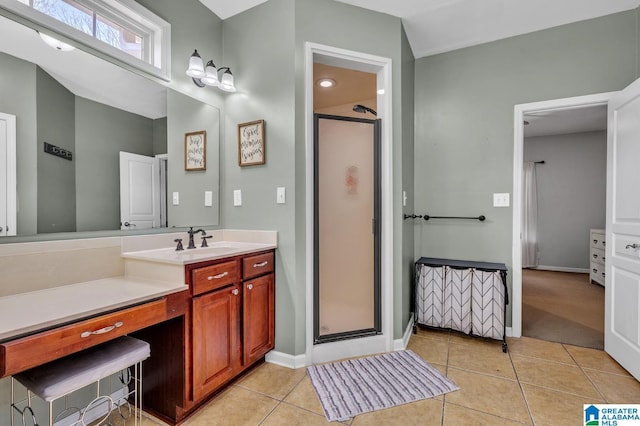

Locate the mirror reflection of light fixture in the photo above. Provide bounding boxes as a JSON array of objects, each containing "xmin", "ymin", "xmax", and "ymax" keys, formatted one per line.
[
  {"xmin": 37, "ymin": 31, "xmax": 75, "ymax": 51},
  {"xmin": 186, "ymin": 49, "xmax": 236, "ymax": 93}
]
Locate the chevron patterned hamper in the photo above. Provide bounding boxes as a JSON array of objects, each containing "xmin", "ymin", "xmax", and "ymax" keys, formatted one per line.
[{"xmin": 414, "ymin": 258, "xmax": 509, "ymax": 352}]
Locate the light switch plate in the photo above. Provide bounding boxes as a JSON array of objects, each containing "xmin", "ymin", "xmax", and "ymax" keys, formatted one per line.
[
  {"xmin": 277, "ymin": 187, "xmax": 286, "ymax": 204},
  {"xmin": 233, "ymin": 190, "xmax": 242, "ymax": 206},
  {"xmin": 493, "ymin": 193, "xmax": 510, "ymax": 207},
  {"xmin": 172, "ymin": 192, "xmax": 179, "ymax": 206},
  {"xmin": 204, "ymin": 191, "xmax": 213, "ymax": 207}
]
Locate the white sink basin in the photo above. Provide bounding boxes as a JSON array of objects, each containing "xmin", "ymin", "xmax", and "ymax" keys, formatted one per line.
[{"xmin": 122, "ymin": 240, "xmax": 276, "ymax": 265}]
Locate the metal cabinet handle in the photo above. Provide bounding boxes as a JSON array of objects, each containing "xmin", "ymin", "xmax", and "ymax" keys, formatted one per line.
[
  {"xmin": 253, "ymin": 261, "xmax": 268, "ymax": 268},
  {"xmin": 593, "ymin": 268, "xmax": 598, "ymax": 273},
  {"xmin": 123, "ymin": 222, "xmax": 136, "ymax": 227},
  {"xmin": 81, "ymin": 321, "xmax": 123, "ymax": 338},
  {"xmin": 0, "ymin": 226, "xmax": 3, "ymax": 232},
  {"xmin": 626, "ymin": 243, "xmax": 640, "ymax": 249},
  {"xmin": 208, "ymin": 271, "xmax": 229, "ymax": 280},
  {"xmin": 592, "ymin": 254, "xmax": 597, "ymax": 258},
  {"xmin": 247, "ymin": 284, "xmax": 254, "ymax": 290},
  {"xmin": 232, "ymin": 289, "xmax": 239, "ymax": 296},
  {"xmin": 593, "ymin": 239, "xmax": 598, "ymax": 244}
]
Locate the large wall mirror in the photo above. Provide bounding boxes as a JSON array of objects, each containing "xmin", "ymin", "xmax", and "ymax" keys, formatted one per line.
[{"xmin": 0, "ymin": 13, "xmax": 220, "ymax": 241}]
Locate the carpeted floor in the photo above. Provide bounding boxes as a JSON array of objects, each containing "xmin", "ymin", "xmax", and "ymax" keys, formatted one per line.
[{"xmin": 522, "ymin": 269, "xmax": 605, "ymax": 349}]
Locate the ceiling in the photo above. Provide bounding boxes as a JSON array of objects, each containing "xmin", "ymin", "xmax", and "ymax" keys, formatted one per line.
[
  {"xmin": 199, "ymin": 0, "xmax": 640, "ymax": 58},
  {"xmin": 524, "ymin": 106, "xmax": 607, "ymax": 138},
  {"xmin": 0, "ymin": 15, "xmax": 166, "ymax": 119}
]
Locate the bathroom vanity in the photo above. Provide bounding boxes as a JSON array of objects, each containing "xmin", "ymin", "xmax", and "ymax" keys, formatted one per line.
[
  {"xmin": 0, "ymin": 230, "xmax": 277, "ymax": 425},
  {"xmin": 124, "ymin": 243, "xmax": 276, "ymax": 423}
]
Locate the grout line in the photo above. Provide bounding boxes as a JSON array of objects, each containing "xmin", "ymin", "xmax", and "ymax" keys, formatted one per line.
[
  {"xmin": 445, "ymin": 401, "xmax": 531, "ymax": 425},
  {"xmin": 562, "ymin": 343, "xmax": 608, "ymax": 402},
  {"xmin": 440, "ymin": 332, "xmax": 451, "ymax": 426},
  {"xmin": 257, "ymin": 400, "xmax": 281, "ymax": 426},
  {"xmin": 508, "ymin": 347, "xmax": 536, "ymax": 425}
]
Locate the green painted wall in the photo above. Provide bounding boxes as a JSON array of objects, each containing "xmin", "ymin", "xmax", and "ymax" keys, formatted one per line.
[
  {"xmin": 0, "ymin": 52, "xmax": 37, "ymax": 236},
  {"xmin": 36, "ymin": 67, "xmax": 76, "ymax": 234},
  {"xmin": 167, "ymin": 89, "xmax": 220, "ymax": 228},
  {"xmin": 400, "ymin": 25, "xmax": 415, "ymax": 337},
  {"xmin": 75, "ymin": 97, "xmax": 154, "ymax": 231},
  {"xmin": 414, "ymin": 10, "xmax": 638, "ymax": 325},
  {"xmin": 294, "ymin": 0, "xmax": 410, "ymax": 348},
  {"xmin": 223, "ymin": 0, "xmax": 412, "ymax": 356},
  {"xmin": 222, "ymin": 0, "xmax": 297, "ymax": 354}
]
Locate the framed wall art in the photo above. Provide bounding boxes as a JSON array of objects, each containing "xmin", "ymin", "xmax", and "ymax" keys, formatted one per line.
[
  {"xmin": 238, "ymin": 119, "xmax": 265, "ymax": 166},
  {"xmin": 185, "ymin": 130, "xmax": 206, "ymax": 171}
]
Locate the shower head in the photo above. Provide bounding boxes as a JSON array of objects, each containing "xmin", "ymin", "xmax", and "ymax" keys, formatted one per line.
[{"xmin": 353, "ymin": 104, "xmax": 377, "ymax": 116}]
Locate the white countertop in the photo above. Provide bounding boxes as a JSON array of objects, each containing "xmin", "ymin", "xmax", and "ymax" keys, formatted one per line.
[
  {"xmin": 121, "ymin": 241, "xmax": 277, "ymax": 265},
  {"xmin": 0, "ymin": 277, "xmax": 188, "ymax": 342}
]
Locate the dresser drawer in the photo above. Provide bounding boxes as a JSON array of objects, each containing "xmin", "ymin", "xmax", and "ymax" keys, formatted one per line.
[
  {"xmin": 0, "ymin": 299, "xmax": 168, "ymax": 377},
  {"xmin": 591, "ymin": 232, "xmax": 606, "ymax": 250},
  {"xmin": 590, "ymin": 264, "xmax": 605, "ymax": 285},
  {"xmin": 192, "ymin": 260, "xmax": 239, "ymax": 295},
  {"xmin": 591, "ymin": 247, "xmax": 605, "ymax": 266},
  {"xmin": 243, "ymin": 252, "xmax": 274, "ymax": 280}
]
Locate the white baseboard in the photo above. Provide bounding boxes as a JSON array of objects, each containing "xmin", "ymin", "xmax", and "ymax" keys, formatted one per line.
[
  {"xmin": 393, "ymin": 313, "xmax": 415, "ymax": 351},
  {"xmin": 265, "ymin": 350, "xmax": 307, "ymax": 369},
  {"xmin": 530, "ymin": 266, "xmax": 589, "ymax": 274}
]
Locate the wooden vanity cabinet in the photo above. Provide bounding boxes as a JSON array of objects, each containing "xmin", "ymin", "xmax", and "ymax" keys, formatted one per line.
[
  {"xmin": 187, "ymin": 250, "xmax": 275, "ymax": 412},
  {"xmin": 243, "ymin": 273, "xmax": 275, "ymax": 365},
  {"xmin": 192, "ymin": 283, "xmax": 242, "ymax": 401}
]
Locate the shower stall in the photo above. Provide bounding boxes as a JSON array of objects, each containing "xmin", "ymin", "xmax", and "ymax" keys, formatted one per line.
[{"xmin": 313, "ymin": 113, "xmax": 381, "ymax": 344}]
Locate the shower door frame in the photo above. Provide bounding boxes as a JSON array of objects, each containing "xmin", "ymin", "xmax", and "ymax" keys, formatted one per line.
[
  {"xmin": 313, "ymin": 114, "xmax": 381, "ymax": 345},
  {"xmin": 303, "ymin": 42, "xmax": 393, "ymax": 366}
]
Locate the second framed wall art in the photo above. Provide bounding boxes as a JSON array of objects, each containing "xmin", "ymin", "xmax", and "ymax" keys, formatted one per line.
[{"xmin": 238, "ymin": 119, "xmax": 265, "ymax": 166}]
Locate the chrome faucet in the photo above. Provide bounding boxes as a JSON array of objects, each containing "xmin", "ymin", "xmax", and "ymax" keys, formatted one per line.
[{"xmin": 187, "ymin": 227, "xmax": 206, "ymax": 249}]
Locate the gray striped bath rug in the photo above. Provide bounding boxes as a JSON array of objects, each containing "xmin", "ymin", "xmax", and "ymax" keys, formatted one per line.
[{"xmin": 307, "ymin": 350, "xmax": 458, "ymax": 422}]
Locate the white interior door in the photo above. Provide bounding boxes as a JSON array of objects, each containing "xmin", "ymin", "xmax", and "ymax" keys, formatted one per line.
[
  {"xmin": 119, "ymin": 152, "xmax": 160, "ymax": 230},
  {"xmin": 606, "ymin": 77, "xmax": 640, "ymax": 380},
  {"xmin": 0, "ymin": 112, "xmax": 16, "ymax": 237}
]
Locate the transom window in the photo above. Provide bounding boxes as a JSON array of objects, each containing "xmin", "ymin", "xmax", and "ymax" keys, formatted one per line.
[{"xmin": 5, "ymin": 0, "xmax": 171, "ymax": 80}]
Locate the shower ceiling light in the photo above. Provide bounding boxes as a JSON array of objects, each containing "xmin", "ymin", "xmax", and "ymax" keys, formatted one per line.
[
  {"xmin": 317, "ymin": 78, "xmax": 335, "ymax": 88},
  {"xmin": 186, "ymin": 49, "xmax": 236, "ymax": 92}
]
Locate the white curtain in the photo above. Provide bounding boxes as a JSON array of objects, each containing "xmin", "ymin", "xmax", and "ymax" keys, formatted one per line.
[{"xmin": 522, "ymin": 162, "xmax": 538, "ymax": 268}]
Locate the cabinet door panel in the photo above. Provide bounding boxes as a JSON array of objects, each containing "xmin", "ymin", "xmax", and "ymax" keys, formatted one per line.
[
  {"xmin": 243, "ymin": 274, "xmax": 275, "ymax": 366},
  {"xmin": 192, "ymin": 285, "xmax": 241, "ymax": 401}
]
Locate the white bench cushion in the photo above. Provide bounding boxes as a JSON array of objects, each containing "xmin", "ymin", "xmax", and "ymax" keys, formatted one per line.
[{"xmin": 14, "ymin": 336, "xmax": 150, "ymax": 402}]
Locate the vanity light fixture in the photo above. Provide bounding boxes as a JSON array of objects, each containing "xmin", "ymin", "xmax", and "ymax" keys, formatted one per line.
[
  {"xmin": 37, "ymin": 31, "xmax": 75, "ymax": 51},
  {"xmin": 186, "ymin": 49, "xmax": 236, "ymax": 93}
]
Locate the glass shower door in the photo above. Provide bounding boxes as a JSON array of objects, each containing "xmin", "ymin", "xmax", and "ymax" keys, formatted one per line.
[{"xmin": 314, "ymin": 114, "xmax": 380, "ymax": 343}]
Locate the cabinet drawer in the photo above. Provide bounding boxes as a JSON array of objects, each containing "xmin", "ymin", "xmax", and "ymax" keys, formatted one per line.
[
  {"xmin": 243, "ymin": 252, "xmax": 274, "ymax": 280},
  {"xmin": 0, "ymin": 299, "xmax": 168, "ymax": 377},
  {"xmin": 192, "ymin": 260, "xmax": 239, "ymax": 295},
  {"xmin": 591, "ymin": 247, "xmax": 605, "ymax": 266}
]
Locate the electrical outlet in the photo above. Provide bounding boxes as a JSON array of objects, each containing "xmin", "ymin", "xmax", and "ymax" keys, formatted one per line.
[
  {"xmin": 233, "ymin": 190, "xmax": 242, "ymax": 206},
  {"xmin": 277, "ymin": 187, "xmax": 286, "ymax": 204},
  {"xmin": 172, "ymin": 192, "xmax": 179, "ymax": 206}
]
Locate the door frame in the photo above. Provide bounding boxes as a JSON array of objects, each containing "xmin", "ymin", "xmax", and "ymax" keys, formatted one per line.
[
  {"xmin": 511, "ymin": 91, "xmax": 615, "ymax": 337},
  {"xmin": 305, "ymin": 42, "xmax": 393, "ymax": 364},
  {"xmin": 0, "ymin": 112, "xmax": 16, "ymax": 237}
]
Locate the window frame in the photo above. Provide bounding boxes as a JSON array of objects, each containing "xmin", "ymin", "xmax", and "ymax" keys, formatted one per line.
[{"xmin": 0, "ymin": 0, "xmax": 171, "ymax": 81}]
